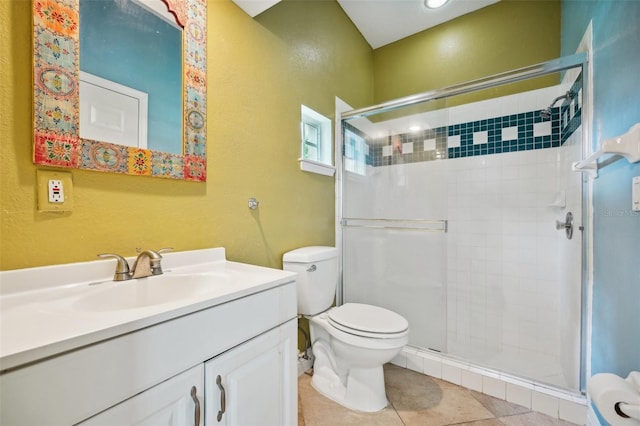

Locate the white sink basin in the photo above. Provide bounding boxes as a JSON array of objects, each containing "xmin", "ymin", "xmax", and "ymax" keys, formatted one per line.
[
  {"xmin": 73, "ymin": 272, "xmax": 235, "ymax": 311},
  {"xmin": 0, "ymin": 248, "xmax": 298, "ymax": 373}
]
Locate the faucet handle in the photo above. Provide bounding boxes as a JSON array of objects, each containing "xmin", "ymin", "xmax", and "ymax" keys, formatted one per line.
[
  {"xmin": 97, "ymin": 253, "xmax": 131, "ymax": 281},
  {"xmin": 144, "ymin": 248, "xmax": 172, "ymax": 276}
]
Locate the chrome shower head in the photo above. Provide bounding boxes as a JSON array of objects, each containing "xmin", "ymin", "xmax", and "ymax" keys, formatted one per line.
[
  {"xmin": 540, "ymin": 90, "xmax": 575, "ymax": 120},
  {"xmin": 540, "ymin": 108, "xmax": 552, "ymax": 120}
]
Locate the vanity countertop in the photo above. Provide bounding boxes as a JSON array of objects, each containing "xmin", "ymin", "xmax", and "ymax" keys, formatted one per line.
[{"xmin": 0, "ymin": 248, "xmax": 296, "ymax": 371}]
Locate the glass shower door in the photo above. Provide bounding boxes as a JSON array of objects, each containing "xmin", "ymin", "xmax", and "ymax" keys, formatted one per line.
[
  {"xmin": 338, "ymin": 56, "xmax": 586, "ymax": 391},
  {"xmin": 341, "ymin": 126, "xmax": 449, "ymax": 352},
  {"xmin": 342, "ymin": 220, "xmax": 447, "ymax": 352}
]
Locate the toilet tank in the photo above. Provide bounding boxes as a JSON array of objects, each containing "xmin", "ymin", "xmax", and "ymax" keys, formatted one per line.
[{"xmin": 283, "ymin": 246, "xmax": 338, "ymax": 315}]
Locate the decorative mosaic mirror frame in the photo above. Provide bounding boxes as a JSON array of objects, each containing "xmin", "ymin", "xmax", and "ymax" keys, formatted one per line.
[{"xmin": 32, "ymin": 0, "xmax": 207, "ymax": 181}]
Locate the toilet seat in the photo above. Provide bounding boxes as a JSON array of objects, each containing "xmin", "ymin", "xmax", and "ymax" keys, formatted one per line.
[{"xmin": 327, "ymin": 303, "xmax": 408, "ymax": 339}]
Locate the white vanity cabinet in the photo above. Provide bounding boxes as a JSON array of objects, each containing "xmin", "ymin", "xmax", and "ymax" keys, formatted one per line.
[
  {"xmin": 205, "ymin": 320, "xmax": 297, "ymax": 425},
  {"xmin": 0, "ymin": 252, "xmax": 298, "ymax": 426},
  {"xmin": 79, "ymin": 319, "xmax": 297, "ymax": 426},
  {"xmin": 79, "ymin": 364, "xmax": 205, "ymax": 426}
]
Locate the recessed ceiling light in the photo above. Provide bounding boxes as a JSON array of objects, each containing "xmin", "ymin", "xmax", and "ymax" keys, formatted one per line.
[{"xmin": 424, "ymin": 0, "xmax": 450, "ymax": 9}]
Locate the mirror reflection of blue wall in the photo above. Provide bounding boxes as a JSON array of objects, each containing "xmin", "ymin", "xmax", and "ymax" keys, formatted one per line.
[{"xmin": 80, "ymin": 0, "xmax": 182, "ymax": 154}]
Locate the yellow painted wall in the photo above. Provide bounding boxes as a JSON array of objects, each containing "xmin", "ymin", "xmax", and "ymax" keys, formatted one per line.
[
  {"xmin": 1, "ymin": 0, "xmax": 561, "ymax": 268},
  {"xmin": 373, "ymin": 0, "xmax": 561, "ymax": 104},
  {"xmin": 0, "ymin": 0, "xmax": 373, "ymax": 271},
  {"xmin": 1, "ymin": 0, "xmax": 562, "ymax": 354}
]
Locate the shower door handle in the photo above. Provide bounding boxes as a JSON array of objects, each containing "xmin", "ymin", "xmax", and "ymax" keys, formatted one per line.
[{"xmin": 556, "ymin": 212, "xmax": 574, "ymax": 240}]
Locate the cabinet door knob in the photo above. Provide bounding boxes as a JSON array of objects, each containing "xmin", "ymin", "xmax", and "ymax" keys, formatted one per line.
[
  {"xmin": 216, "ymin": 375, "xmax": 226, "ymax": 422},
  {"xmin": 190, "ymin": 386, "xmax": 200, "ymax": 426}
]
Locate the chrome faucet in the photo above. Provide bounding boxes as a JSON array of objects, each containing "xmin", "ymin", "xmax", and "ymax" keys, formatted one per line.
[{"xmin": 98, "ymin": 248, "xmax": 173, "ymax": 281}]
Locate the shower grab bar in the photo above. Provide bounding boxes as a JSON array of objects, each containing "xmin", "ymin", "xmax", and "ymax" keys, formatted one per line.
[{"xmin": 341, "ymin": 218, "xmax": 447, "ymax": 232}]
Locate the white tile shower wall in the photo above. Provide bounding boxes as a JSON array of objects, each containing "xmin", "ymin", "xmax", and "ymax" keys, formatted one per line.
[
  {"xmin": 446, "ymin": 148, "xmax": 576, "ymax": 389},
  {"xmin": 347, "ymin": 144, "xmax": 580, "ymax": 389},
  {"xmin": 448, "ymin": 85, "xmax": 571, "ymax": 126},
  {"xmin": 344, "ymin": 159, "xmax": 449, "ymax": 220}
]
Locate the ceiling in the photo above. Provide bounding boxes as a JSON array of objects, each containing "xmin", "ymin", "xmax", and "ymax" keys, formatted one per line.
[
  {"xmin": 337, "ymin": 0, "xmax": 500, "ymax": 48},
  {"xmin": 232, "ymin": 0, "xmax": 500, "ymax": 49}
]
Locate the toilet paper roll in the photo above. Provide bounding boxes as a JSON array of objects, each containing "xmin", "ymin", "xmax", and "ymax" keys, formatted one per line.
[{"xmin": 589, "ymin": 373, "xmax": 640, "ymax": 426}]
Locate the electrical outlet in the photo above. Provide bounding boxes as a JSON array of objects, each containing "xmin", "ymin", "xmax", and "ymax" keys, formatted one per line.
[
  {"xmin": 37, "ymin": 170, "xmax": 73, "ymax": 212},
  {"xmin": 633, "ymin": 176, "xmax": 640, "ymax": 212},
  {"xmin": 48, "ymin": 180, "xmax": 64, "ymax": 203}
]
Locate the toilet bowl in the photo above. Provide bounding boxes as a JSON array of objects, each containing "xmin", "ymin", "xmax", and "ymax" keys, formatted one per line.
[
  {"xmin": 308, "ymin": 303, "xmax": 408, "ymax": 412},
  {"xmin": 283, "ymin": 247, "xmax": 409, "ymax": 412}
]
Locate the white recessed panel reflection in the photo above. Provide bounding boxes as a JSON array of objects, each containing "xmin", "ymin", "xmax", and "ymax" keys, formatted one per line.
[{"xmin": 80, "ymin": 71, "xmax": 148, "ymax": 149}]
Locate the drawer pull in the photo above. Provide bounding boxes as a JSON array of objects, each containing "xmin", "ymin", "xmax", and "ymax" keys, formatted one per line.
[
  {"xmin": 216, "ymin": 375, "xmax": 226, "ymax": 422},
  {"xmin": 190, "ymin": 386, "xmax": 201, "ymax": 426}
]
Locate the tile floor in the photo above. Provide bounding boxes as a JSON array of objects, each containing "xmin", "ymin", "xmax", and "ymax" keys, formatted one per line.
[{"xmin": 298, "ymin": 364, "xmax": 578, "ymax": 425}]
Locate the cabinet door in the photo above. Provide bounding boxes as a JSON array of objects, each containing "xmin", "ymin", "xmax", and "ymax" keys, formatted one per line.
[
  {"xmin": 79, "ymin": 364, "xmax": 204, "ymax": 426},
  {"xmin": 205, "ymin": 319, "xmax": 297, "ymax": 426}
]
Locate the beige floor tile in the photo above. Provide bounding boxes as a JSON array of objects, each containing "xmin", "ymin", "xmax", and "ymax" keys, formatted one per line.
[
  {"xmin": 299, "ymin": 364, "xmax": 578, "ymax": 426},
  {"xmin": 298, "ymin": 373, "xmax": 404, "ymax": 426},
  {"xmin": 298, "ymin": 391, "xmax": 305, "ymax": 426},
  {"xmin": 470, "ymin": 390, "xmax": 530, "ymax": 417},
  {"xmin": 455, "ymin": 419, "xmax": 506, "ymax": 426},
  {"xmin": 384, "ymin": 364, "xmax": 496, "ymax": 426},
  {"xmin": 499, "ymin": 411, "xmax": 578, "ymax": 426}
]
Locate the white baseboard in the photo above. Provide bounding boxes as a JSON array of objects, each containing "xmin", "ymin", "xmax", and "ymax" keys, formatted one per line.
[{"xmin": 392, "ymin": 347, "xmax": 589, "ymax": 425}]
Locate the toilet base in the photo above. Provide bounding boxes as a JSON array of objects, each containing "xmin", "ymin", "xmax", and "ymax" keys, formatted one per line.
[{"xmin": 311, "ymin": 363, "xmax": 388, "ymax": 412}]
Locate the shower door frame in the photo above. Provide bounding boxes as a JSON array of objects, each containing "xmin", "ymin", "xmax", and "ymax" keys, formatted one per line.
[{"xmin": 336, "ymin": 51, "xmax": 591, "ymax": 392}]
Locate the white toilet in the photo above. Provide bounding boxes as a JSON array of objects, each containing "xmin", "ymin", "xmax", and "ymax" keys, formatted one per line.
[{"xmin": 283, "ymin": 246, "xmax": 409, "ymax": 412}]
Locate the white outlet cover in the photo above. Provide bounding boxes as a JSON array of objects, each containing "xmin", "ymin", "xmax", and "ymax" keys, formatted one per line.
[
  {"xmin": 633, "ymin": 176, "xmax": 640, "ymax": 212},
  {"xmin": 48, "ymin": 179, "xmax": 64, "ymax": 203}
]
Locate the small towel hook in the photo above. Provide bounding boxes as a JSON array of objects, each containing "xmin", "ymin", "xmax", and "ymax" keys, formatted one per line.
[{"xmin": 248, "ymin": 197, "xmax": 260, "ymax": 210}]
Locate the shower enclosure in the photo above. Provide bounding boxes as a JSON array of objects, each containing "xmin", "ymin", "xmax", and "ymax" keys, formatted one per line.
[{"xmin": 338, "ymin": 54, "xmax": 588, "ymax": 393}]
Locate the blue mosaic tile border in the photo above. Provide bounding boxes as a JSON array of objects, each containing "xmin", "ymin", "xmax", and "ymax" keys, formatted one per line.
[
  {"xmin": 562, "ymin": 109, "xmax": 581, "ymax": 144},
  {"xmin": 447, "ymin": 110, "xmax": 561, "ymax": 159},
  {"xmin": 345, "ymin": 74, "xmax": 583, "ymax": 168},
  {"xmin": 561, "ymin": 74, "xmax": 583, "ymax": 145}
]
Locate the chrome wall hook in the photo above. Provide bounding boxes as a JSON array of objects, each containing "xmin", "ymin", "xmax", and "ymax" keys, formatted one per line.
[{"xmin": 248, "ymin": 197, "xmax": 260, "ymax": 210}]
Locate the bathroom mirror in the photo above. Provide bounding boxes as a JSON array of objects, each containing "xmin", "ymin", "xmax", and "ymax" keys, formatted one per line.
[{"xmin": 32, "ymin": 0, "xmax": 207, "ymax": 181}]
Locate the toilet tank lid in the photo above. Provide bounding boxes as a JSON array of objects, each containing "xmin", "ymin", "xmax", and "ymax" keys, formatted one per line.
[{"xmin": 283, "ymin": 246, "xmax": 338, "ymax": 263}]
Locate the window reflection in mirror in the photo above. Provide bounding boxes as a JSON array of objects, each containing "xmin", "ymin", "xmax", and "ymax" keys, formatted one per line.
[{"xmin": 79, "ymin": 0, "xmax": 182, "ymax": 154}]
